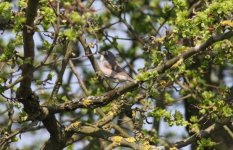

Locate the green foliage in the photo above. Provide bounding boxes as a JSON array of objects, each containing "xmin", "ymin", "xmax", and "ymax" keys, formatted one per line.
[
  {"xmin": 149, "ymin": 108, "xmax": 170, "ymax": 121},
  {"xmin": 18, "ymin": 0, "xmax": 27, "ymax": 8},
  {"xmin": 70, "ymin": 12, "xmax": 85, "ymax": 25},
  {"xmin": 188, "ymin": 122, "xmax": 200, "ymax": 133},
  {"xmin": 197, "ymin": 138, "xmax": 216, "ymax": 150},
  {"xmin": 0, "ymin": 42, "xmax": 14, "ymax": 61},
  {"xmin": 136, "ymin": 70, "xmax": 159, "ymax": 81},
  {"xmin": 172, "ymin": 0, "xmax": 233, "ymax": 41},
  {"xmin": 62, "ymin": 28, "xmax": 80, "ymax": 41},
  {"xmin": 66, "ymin": 144, "xmax": 74, "ymax": 150},
  {"xmin": 0, "ymin": 2, "xmax": 11, "ymax": 20},
  {"xmin": 13, "ymin": 13, "xmax": 26, "ymax": 32},
  {"xmin": 164, "ymin": 92, "xmax": 175, "ymax": 104},
  {"xmin": 198, "ymin": 90, "xmax": 233, "ymax": 119},
  {"xmin": 47, "ymin": 71, "xmax": 55, "ymax": 81},
  {"xmin": 149, "ymin": 108, "xmax": 188, "ymax": 127},
  {"xmin": 40, "ymin": 6, "xmax": 56, "ymax": 31}
]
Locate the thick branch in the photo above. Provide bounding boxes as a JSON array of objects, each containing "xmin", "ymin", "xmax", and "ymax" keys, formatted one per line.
[
  {"xmin": 41, "ymin": 115, "xmax": 66, "ymax": 150},
  {"xmin": 65, "ymin": 122, "xmax": 143, "ymax": 149},
  {"xmin": 42, "ymin": 42, "xmax": 74, "ymax": 150},
  {"xmin": 17, "ymin": 0, "xmax": 39, "ymax": 98},
  {"xmin": 50, "ymin": 82, "xmax": 137, "ymax": 113},
  {"xmin": 15, "ymin": 0, "xmax": 43, "ymax": 121}
]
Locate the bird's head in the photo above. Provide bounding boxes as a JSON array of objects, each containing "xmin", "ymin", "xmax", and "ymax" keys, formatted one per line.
[{"xmin": 99, "ymin": 51, "xmax": 116, "ymax": 61}]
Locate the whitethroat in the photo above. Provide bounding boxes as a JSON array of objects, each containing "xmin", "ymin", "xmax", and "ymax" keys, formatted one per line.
[{"xmin": 98, "ymin": 51, "xmax": 136, "ymax": 83}]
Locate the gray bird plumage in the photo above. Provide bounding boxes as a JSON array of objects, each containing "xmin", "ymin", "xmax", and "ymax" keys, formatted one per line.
[{"xmin": 98, "ymin": 51, "xmax": 136, "ymax": 83}]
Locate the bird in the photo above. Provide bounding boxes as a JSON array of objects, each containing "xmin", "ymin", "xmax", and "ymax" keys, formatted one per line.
[{"xmin": 98, "ymin": 51, "xmax": 136, "ymax": 83}]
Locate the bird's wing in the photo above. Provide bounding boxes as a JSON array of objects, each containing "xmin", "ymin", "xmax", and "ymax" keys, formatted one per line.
[
  {"xmin": 100, "ymin": 54, "xmax": 136, "ymax": 82},
  {"xmin": 102, "ymin": 60, "xmax": 113, "ymax": 69},
  {"xmin": 99, "ymin": 60, "xmax": 114, "ymax": 77},
  {"xmin": 112, "ymin": 64, "xmax": 135, "ymax": 82}
]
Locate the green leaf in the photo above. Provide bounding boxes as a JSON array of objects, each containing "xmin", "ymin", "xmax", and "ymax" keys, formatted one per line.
[{"xmin": 0, "ymin": 2, "xmax": 11, "ymax": 19}]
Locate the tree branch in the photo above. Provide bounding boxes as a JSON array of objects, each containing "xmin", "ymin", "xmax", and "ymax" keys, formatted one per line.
[
  {"xmin": 50, "ymin": 41, "xmax": 73, "ymax": 101},
  {"xmin": 172, "ymin": 121, "xmax": 230, "ymax": 148},
  {"xmin": 69, "ymin": 59, "xmax": 89, "ymax": 96},
  {"xmin": 65, "ymin": 121, "xmax": 143, "ymax": 149},
  {"xmin": 17, "ymin": 0, "xmax": 39, "ymax": 98},
  {"xmin": 15, "ymin": 0, "xmax": 43, "ymax": 121},
  {"xmin": 51, "ymin": 31, "xmax": 233, "ymax": 113}
]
